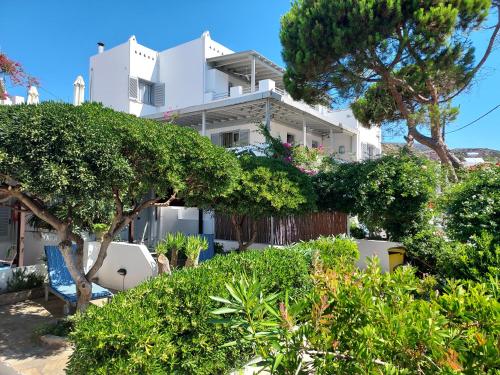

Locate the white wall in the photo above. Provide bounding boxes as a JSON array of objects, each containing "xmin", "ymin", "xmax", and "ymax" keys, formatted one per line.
[
  {"xmin": 355, "ymin": 239, "xmax": 401, "ymax": 273},
  {"xmin": 84, "ymin": 241, "xmax": 157, "ymax": 291},
  {"xmin": 90, "ymin": 40, "xmax": 131, "ymax": 113},
  {"xmin": 157, "ymin": 207, "xmax": 214, "ymax": 238},
  {"xmin": 23, "ymin": 230, "xmax": 59, "ymax": 266},
  {"xmin": 158, "ymin": 37, "xmax": 205, "ymax": 111}
]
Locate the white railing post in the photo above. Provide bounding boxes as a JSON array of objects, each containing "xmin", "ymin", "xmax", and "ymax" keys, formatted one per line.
[
  {"xmin": 302, "ymin": 118, "xmax": 307, "ymax": 146},
  {"xmin": 250, "ymin": 55, "xmax": 256, "ymax": 93},
  {"xmin": 201, "ymin": 110, "xmax": 207, "ymax": 136}
]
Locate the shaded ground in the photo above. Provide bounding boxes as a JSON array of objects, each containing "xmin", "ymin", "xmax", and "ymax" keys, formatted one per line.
[{"xmin": 0, "ymin": 297, "xmax": 72, "ymax": 375}]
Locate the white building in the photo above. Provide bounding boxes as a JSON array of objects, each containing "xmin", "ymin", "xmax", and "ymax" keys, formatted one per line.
[{"xmin": 89, "ymin": 32, "xmax": 381, "ymax": 161}]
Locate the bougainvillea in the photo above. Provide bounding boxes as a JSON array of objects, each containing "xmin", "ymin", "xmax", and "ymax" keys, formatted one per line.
[
  {"xmin": 260, "ymin": 125, "xmax": 325, "ymax": 175},
  {"xmin": 0, "ymin": 53, "xmax": 39, "ymax": 100}
]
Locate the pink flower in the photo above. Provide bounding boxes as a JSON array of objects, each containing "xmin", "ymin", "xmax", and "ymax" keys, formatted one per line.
[{"xmin": 282, "ymin": 142, "xmax": 292, "ymax": 149}]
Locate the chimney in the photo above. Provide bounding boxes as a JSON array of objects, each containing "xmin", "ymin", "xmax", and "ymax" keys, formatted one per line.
[{"xmin": 97, "ymin": 42, "xmax": 105, "ymax": 54}]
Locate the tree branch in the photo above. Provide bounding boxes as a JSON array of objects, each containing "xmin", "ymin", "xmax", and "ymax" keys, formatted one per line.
[
  {"xmin": 443, "ymin": 3, "xmax": 500, "ymax": 103},
  {"xmin": 2, "ymin": 187, "xmax": 65, "ymax": 232}
]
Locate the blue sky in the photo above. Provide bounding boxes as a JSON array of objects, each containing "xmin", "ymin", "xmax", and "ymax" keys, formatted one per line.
[{"xmin": 1, "ymin": 0, "xmax": 498, "ymax": 149}]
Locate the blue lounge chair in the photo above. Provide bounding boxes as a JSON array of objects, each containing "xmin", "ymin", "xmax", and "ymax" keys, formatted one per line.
[{"xmin": 44, "ymin": 245, "xmax": 112, "ymax": 314}]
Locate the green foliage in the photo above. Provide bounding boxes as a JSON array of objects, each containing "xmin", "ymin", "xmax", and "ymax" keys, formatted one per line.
[
  {"xmin": 404, "ymin": 228, "xmax": 499, "ymax": 283},
  {"xmin": 156, "ymin": 232, "xmax": 186, "ymax": 256},
  {"xmin": 442, "ymin": 166, "xmax": 500, "ymax": 244},
  {"xmin": 214, "ymin": 260, "xmax": 500, "ymax": 374},
  {"xmin": 314, "ymin": 150, "xmax": 439, "ymax": 240},
  {"xmin": 0, "ymin": 102, "xmax": 240, "ymax": 232},
  {"xmin": 349, "ymin": 222, "xmax": 366, "ymax": 239},
  {"xmin": 292, "ymin": 235, "xmax": 359, "ymax": 271},
  {"xmin": 259, "ymin": 124, "xmax": 326, "ymax": 175},
  {"xmin": 68, "ymin": 247, "xmax": 312, "ymax": 374},
  {"xmin": 184, "ymin": 235, "xmax": 208, "ymax": 267},
  {"xmin": 35, "ymin": 318, "xmax": 74, "ymax": 338},
  {"xmin": 212, "ymin": 155, "xmax": 316, "ymax": 219},
  {"xmin": 6, "ymin": 268, "xmax": 45, "ymax": 293},
  {"xmin": 280, "ymin": 0, "xmax": 490, "ymax": 104},
  {"xmin": 280, "ymin": 0, "xmax": 496, "ymax": 173}
]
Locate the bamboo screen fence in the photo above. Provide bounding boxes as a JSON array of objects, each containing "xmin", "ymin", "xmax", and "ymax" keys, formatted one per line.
[{"xmin": 215, "ymin": 211, "xmax": 348, "ymax": 245}]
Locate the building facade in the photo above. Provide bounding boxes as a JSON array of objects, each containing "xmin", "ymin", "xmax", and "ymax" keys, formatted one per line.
[{"xmin": 90, "ymin": 32, "xmax": 381, "ymax": 161}]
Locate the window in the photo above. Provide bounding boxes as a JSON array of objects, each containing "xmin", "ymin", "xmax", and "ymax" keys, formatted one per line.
[
  {"xmin": 211, "ymin": 129, "xmax": 250, "ymax": 148},
  {"xmin": 221, "ymin": 131, "xmax": 239, "ymax": 148},
  {"xmin": 138, "ymin": 80, "xmax": 153, "ymax": 105},
  {"xmin": 339, "ymin": 145, "xmax": 345, "ymax": 154},
  {"xmin": 286, "ymin": 133, "xmax": 295, "ymax": 145},
  {"xmin": 312, "ymin": 140, "xmax": 319, "ymax": 148}
]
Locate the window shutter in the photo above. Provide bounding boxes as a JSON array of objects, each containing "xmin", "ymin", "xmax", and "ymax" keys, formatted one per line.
[
  {"xmin": 210, "ymin": 133, "xmax": 220, "ymax": 146},
  {"xmin": 129, "ymin": 77, "xmax": 138, "ymax": 100},
  {"xmin": 238, "ymin": 129, "xmax": 250, "ymax": 146},
  {"xmin": 0, "ymin": 207, "xmax": 9, "ymax": 238},
  {"xmin": 153, "ymin": 83, "xmax": 165, "ymax": 107}
]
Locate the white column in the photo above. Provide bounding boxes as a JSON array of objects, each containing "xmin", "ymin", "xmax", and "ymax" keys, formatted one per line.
[
  {"xmin": 265, "ymin": 98, "xmax": 271, "ymax": 130},
  {"xmin": 302, "ymin": 118, "xmax": 307, "ymax": 147},
  {"xmin": 330, "ymin": 129, "xmax": 335, "ymax": 154},
  {"xmin": 201, "ymin": 110, "xmax": 207, "ymax": 136},
  {"xmin": 250, "ymin": 55, "xmax": 256, "ymax": 92}
]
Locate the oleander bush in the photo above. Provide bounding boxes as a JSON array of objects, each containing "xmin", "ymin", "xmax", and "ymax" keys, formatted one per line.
[
  {"xmin": 68, "ymin": 247, "xmax": 312, "ymax": 374},
  {"xmin": 214, "ymin": 259, "xmax": 500, "ymax": 374}
]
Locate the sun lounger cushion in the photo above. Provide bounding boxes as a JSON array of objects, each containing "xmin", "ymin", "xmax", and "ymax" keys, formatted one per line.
[{"xmin": 44, "ymin": 245, "xmax": 112, "ymax": 303}]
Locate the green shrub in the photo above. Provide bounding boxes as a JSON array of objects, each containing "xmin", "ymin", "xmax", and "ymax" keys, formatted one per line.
[
  {"xmin": 214, "ymin": 260, "xmax": 500, "ymax": 373},
  {"xmin": 349, "ymin": 222, "xmax": 366, "ymax": 239},
  {"xmin": 68, "ymin": 247, "xmax": 312, "ymax": 374},
  {"xmin": 442, "ymin": 166, "xmax": 499, "ymax": 244},
  {"xmin": 314, "ymin": 150, "xmax": 439, "ymax": 240},
  {"xmin": 293, "ymin": 235, "xmax": 359, "ymax": 271},
  {"xmin": 6, "ymin": 268, "xmax": 45, "ymax": 293},
  {"xmin": 404, "ymin": 228, "xmax": 499, "ymax": 283},
  {"xmin": 403, "ymin": 228, "xmax": 451, "ymax": 275}
]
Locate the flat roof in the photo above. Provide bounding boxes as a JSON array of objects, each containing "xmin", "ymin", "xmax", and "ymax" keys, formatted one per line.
[{"xmin": 207, "ymin": 51, "xmax": 285, "ymax": 89}]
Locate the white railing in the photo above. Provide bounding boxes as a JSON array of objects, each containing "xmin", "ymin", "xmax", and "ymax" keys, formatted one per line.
[
  {"xmin": 212, "ymin": 91, "xmax": 229, "ymax": 100},
  {"xmin": 242, "ymin": 86, "xmax": 259, "ymax": 94}
]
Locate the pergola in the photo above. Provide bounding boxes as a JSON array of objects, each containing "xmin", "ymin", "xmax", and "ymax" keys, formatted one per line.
[
  {"xmin": 207, "ymin": 50, "xmax": 285, "ymax": 91},
  {"xmin": 146, "ymin": 91, "xmax": 357, "ymax": 146}
]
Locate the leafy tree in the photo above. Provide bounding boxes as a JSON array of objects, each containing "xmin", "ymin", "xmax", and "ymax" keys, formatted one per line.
[
  {"xmin": 314, "ymin": 151, "xmax": 439, "ymax": 240},
  {"xmin": 0, "ymin": 102, "xmax": 240, "ymax": 310},
  {"xmin": 442, "ymin": 166, "xmax": 499, "ymax": 243},
  {"xmin": 210, "ymin": 155, "xmax": 317, "ymax": 251},
  {"xmin": 280, "ymin": 0, "xmax": 500, "ymax": 180}
]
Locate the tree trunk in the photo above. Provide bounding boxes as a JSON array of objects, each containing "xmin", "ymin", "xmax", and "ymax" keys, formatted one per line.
[
  {"xmin": 58, "ymin": 238, "xmax": 92, "ymax": 313},
  {"xmin": 185, "ymin": 256, "xmax": 199, "ymax": 268},
  {"xmin": 170, "ymin": 248, "xmax": 179, "ymax": 268},
  {"xmin": 408, "ymin": 127, "xmax": 461, "ymax": 182},
  {"xmin": 157, "ymin": 254, "xmax": 171, "ymax": 275},
  {"xmin": 231, "ymin": 215, "xmax": 258, "ymax": 252}
]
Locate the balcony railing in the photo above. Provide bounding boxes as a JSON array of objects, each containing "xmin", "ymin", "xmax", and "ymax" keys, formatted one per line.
[{"xmin": 208, "ymin": 83, "xmax": 335, "ymax": 118}]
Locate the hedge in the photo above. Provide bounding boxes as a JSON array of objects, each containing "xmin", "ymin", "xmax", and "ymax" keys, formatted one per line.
[{"xmin": 68, "ymin": 247, "xmax": 312, "ymax": 374}]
